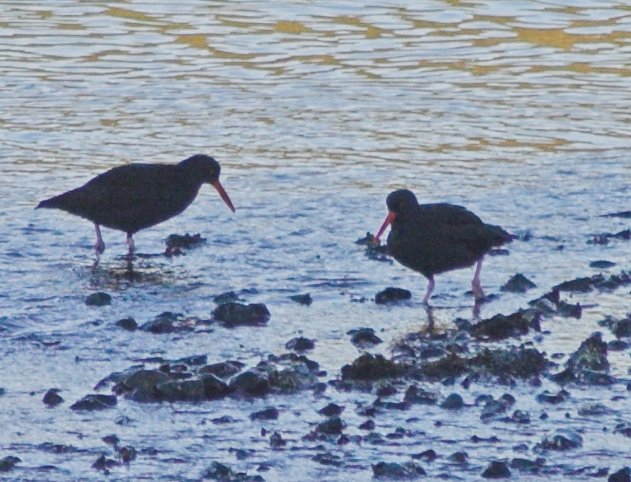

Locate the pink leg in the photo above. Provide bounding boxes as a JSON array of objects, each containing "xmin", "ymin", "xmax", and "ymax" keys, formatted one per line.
[
  {"xmin": 422, "ymin": 275, "xmax": 435, "ymax": 304},
  {"xmin": 126, "ymin": 233, "xmax": 135, "ymax": 260},
  {"xmin": 472, "ymin": 257, "xmax": 485, "ymax": 300},
  {"xmin": 94, "ymin": 224, "xmax": 105, "ymax": 254}
]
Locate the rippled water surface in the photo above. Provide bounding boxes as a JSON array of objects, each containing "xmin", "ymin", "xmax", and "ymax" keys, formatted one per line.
[{"xmin": 1, "ymin": 1, "xmax": 630, "ymax": 480}]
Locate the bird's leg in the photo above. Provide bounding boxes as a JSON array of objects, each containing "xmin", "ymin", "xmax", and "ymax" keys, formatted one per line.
[
  {"xmin": 422, "ymin": 275, "xmax": 435, "ymax": 304},
  {"xmin": 126, "ymin": 233, "xmax": 135, "ymax": 260},
  {"xmin": 94, "ymin": 224, "xmax": 105, "ymax": 255},
  {"xmin": 472, "ymin": 257, "xmax": 485, "ymax": 300}
]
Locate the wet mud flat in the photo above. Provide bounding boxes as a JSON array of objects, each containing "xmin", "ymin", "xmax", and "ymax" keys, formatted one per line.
[{"xmin": 3, "ymin": 233, "xmax": 631, "ymax": 482}]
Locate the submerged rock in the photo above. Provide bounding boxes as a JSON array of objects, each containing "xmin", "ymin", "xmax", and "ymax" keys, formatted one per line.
[
  {"xmin": 165, "ymin": 232, "xmax": 206, "ymax": 256},
  {"xmin": 375, "ymin": 287, "xmax": 411, "ymax": 304},
  {"xmin": 372, "ymin": 461, "xmax": 426, "ymax": 479},
  {"xmin": 599, "ymin": 314, "xmax": 631, "ymax": 339},
  {"xmin": 470, "ymin": 309, "xmax": 540, "ymax": 340},
  {"xmin": 501, "ymin": 273, "xmax": 536, "ymax": 293},
  {"xmin": 70, "ymin": 394, "xmax": 117, "ymax": 411},
  {"xmin": 202, "ymin": 461, "xmax": 265, "ymax": 481},
  {"xmin": 139, "ymin": 312, "xmax": 186, "ymax": 334},
  {"xmin": 289, "ymin": 293, "xmax": 312, "ymax": 305},
  {"xmin": 213, "ymin": 302, "xmax": 271, "ymax": 327},
  {"xmin": 348, "ymin": 327, "xmax": 383, "ymax": 348},
  {"xmin": 85, "ymin": 292, "xmax": 111, "ymax": 306},
  {"xmin": 590, "ymin": 260, "xmax": 616, "ymax": 269},
  {"xmin": 213, "ymin": 291, "xmax": 240, "ymax": 305},
  {"xmin": 404, "ymin": 385, "xmax": 439, "ymax": 405},
  {"xmin": 318, "ymin": 403, "xmax": 343, "ymax": 417},
  {"xmin": 482, "ymin": 461, "xmax": 511, "ymax": 478}
]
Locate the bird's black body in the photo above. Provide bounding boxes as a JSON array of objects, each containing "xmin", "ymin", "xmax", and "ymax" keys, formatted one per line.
[
  {"xmin": 376, "ymin": 189, "xmax": 511, "ymax": 303},
  {"xmin": 37, "ymin": 154, "xmax": 235, "ymax": 261}
]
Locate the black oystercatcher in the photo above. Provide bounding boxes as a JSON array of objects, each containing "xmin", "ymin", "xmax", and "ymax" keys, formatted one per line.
[
  {"xmin": 37, "ymin": 154, "xmax": 235, "ymax": 261},
  {"xmin": 374, "ymin": 189, "xmax": 511, "ymax": 303}
]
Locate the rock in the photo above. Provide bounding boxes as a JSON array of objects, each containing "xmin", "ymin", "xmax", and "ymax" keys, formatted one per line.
[
  {"xmin": 359, "ymin": 420, "xmax": 375, "ymax": 431},
  {"xmin": 289, "ymin": 293, "xmax": 312, "ymax": 305},
  {"xmin": 115, "ymin": 317, "xmax": 137, "ymax": 331},
  {"xmin": 0, "ymin": 456, "xmax": 20, "ymax": 473},
  {"xmin": 85, "ymin": 292, "xmax": 111, "ymax": 306},
  {"xmin": 318, "ymin": 403, "xmax": 343, "ymax": 417},
  {"xmin": 229, "ymin": 370, "xmax": 270, "ymax": 397},
  {"xmin": 140, "ymin": 312, "xmax": 183, "ymax": 334},
  {"xmin": 375, "ymin": 287, "xmax": 411, "ymax": 304},
  {"xmin": 412, "ymin": 449, "xmax": 437, "ymax": 462},
  {"xmin": 508, "ymin": 410, "xmax": 531, "ymax": 424},
  {"xmin": 501, "ymin": 273, "xmax": 536, "ymax": 293},
  {"xmin": 156, "ymin": 379, "xmax": 205, "ymax": 401},
  {"xmin": 43, "ymin": 388, "xmax": 64, "ymax": 407},
  {"xmin": 590, "ymin": 260, "xmax": 616, "ymax": 269},
  {"xmin": 441, "ymin": 393, "xmax": 464, "ymax": 410},
  {"xmin": 341, "ymin": 354, "xmax": 407, "ymax": 381},
  {"xmin": 70, "ymin": 394, "xmax": 117, "ymax": 411},
  {"xmin": 199, "ymin": 361, "xmax": 245, "ymax": 379},
  {"xmin": 357, "ymin": 232, "xmax": 392, "ymax": 262},
  {"xmin": 285, "ymin": 337, "xmax": 315, "ymax": 352},
  {"xmin": 614, "ymin": 423, "xmax": 631, "ymax": 438},
  {"xmin": 119, "ymin": 369, "xmax": 171, "ymax": 401},
  {"xmin": 250, "ymin": 407, "xmax": 279, "ymax": 421},
  {"xmin": 510, "ymin": 457, "xmax": 543, "ymax": 473},
  {"xmin": 200, "ymin": 374, "xmax": 230, "ymax": 399},
  {"xmin": 481, "ymin": 399, "xmax": 509, "ymax": 420},
  {"xmin": 566, "ymin": 333, "xmax": 609, "ymax": 382},
  {"xmin": 118, "ymin": 446, "xmax": 137, "ymax": 464},
  {"xmin": 599, "ymin": 314, "xmax": 631, "ymax": 339},
  {"xmin": 554, "ymin": 276, "xmax": 596, "ymax": 293},
  {"xmin": 404, "ymin": 385, "xmax": 439, "ymax": 405},
  {"xmin": 470, "ymin": 309, "xmax": 540, "ymax": 340},
  {"xmin": 420, "ymin": 347, "xmax": 547, "ymax": 381},
  {"xmin": 315, "ymin": 416, "xmax": 344, "ymax": 435},
  {"xmin": 372, "ymin": 461, "xmax": 426, "ymax": 478},
  {"xmin": 609, "ymin": 467, "xmax": 631, "ymax": 482},
  {"xmin": 269, "ymin": 431, "xmax": 286, "ymax": 448},
  {"xmin": 348, "ymin": 327, "xmax": 383, "ymax": 348},
  {"xmin": 213, "ymin": 302, "xmax": 271, "ymax": 327},
  {"xmin": 539, "ymin": 429, "xmax": 583, "ymax": 450},
  {"xmin": 92, "ymin": 454, "xmax": 119, "ymax": 472},
  {"xmin": 449, "ymin": 451, "xmax": 468, "ymax": 464},
  {"xmin": 536, "ymin": 390, "xmax": 568, "ymax": 404},
  {"xmin": 482, "ymin": 461, "xmax": 511, "ymax": 478},
  {"xmin": 557, "ymin": 301, "xmax": 582, "ymax": 319}
]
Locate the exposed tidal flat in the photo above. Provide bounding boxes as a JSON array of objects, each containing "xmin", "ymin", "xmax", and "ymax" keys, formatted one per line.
[{"xmin": 0, "ymin": 1, "xmax": 630, "ymax": 480}]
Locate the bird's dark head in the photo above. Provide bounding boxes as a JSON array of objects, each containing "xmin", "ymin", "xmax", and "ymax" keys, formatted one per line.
[
  {"xmin": 385, "ymin": 189, "xmax": 419, "ymax": 215},
  {"xmin": 180, "ymin": 154, "xmax": 235, "ymax": 212},
  {"xmin": 374, "ymin": 189, "xmax": 419, "ymax": 243}
]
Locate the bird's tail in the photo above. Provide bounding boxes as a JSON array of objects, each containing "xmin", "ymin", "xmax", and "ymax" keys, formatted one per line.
[
  {"xmin": 486, "ymin": 224, "xmax": 514, "ymax": 246},
  {"xmin": 36, "ymin": 197, "xmax": 61, "ymax": 209}
]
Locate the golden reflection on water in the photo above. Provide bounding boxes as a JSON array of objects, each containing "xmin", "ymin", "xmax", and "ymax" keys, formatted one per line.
[{"xmin": 0, "ymin": 1, "xmax": 629, "ymax": 173}]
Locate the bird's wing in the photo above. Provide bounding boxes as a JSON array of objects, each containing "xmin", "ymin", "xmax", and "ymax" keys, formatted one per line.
[{"xmin": 416, "ymin": 203, "xmax": 484, "ymax": 226}]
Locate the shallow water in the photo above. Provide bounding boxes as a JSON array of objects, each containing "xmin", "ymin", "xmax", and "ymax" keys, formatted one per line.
[{"xmin": 1, "ymin": 1, "xmax": 630, "ymax": 480}]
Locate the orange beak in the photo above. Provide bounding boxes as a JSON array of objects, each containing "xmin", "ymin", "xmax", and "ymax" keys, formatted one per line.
[
  {"xmin": 211, "ymin": 180, "xmax": 236, "ymax": 213},
  {"xmin": 374, "ymin": 211, "xmax": 396, "ymax": 244}
]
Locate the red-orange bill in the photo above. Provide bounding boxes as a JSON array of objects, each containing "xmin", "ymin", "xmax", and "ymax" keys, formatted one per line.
[
  {"xmin": 374, "ymin": 211, "xmax": 396, "ymax": 243},
  {"xmin": 212, "ymin": 180, "xmax": 236, "ymax": 212}
]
